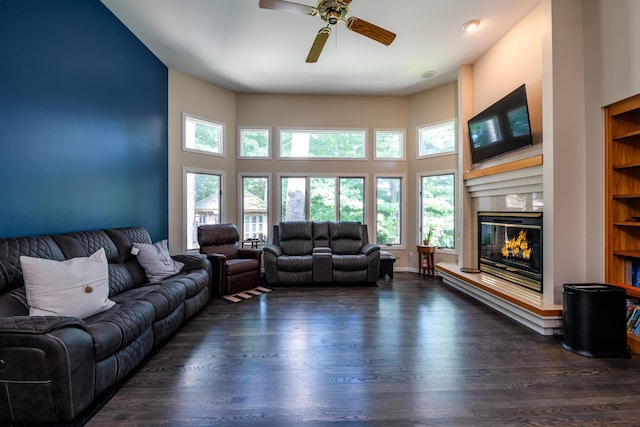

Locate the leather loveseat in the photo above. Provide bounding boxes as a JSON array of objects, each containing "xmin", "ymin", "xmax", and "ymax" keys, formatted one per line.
[
  {"xmin": 0, "ymin": 227, "xmax": 211, "ymax": 423},
  {"xmin": 263, "ymin": 221, "xmax": 380, "ymax": 285}
]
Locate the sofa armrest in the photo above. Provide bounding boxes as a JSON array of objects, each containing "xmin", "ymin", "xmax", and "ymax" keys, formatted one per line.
[
  {"xmin": 360, "ymin": 243, "xmax": 380, "ymax": 256},
  {"xmin": 0, "ymin": 316, "xmax": 95, "ymax": 423},
  {"xmin": 263, "ymin": 244, "xmax": 282, "ymax": 257},
  {"xmin": 238, "ymin": 248, "xmax": 262, "ymax": 260},
  {"xmin": 313, "ymin": 247, "xmax": 332, "ymax": 254},
  {"xmin": 0, "ymin": 315, "xmax": 87, "ymax": 334},
  {"xmin": 171, "ymin": 253, "xmax": 208, "ymax": 271}
]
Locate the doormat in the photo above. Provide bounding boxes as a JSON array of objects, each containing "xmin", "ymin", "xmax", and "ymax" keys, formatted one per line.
[{"xmin": 221, "ymin": 286, "xmax": 272, "ymax": 303}]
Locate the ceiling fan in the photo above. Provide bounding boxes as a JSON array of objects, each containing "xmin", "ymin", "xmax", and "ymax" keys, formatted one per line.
[{"xmin": 258, "ymin": 0, "xmax": 396, "ymax": 63}]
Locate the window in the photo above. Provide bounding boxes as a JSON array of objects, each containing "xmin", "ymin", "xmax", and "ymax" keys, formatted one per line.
[
  {"xmin": 280, "ymin": 176, "xmax": 365, "ymax": 222},
  {"xmin": 239, "ymin": 127, "xmax": 270, "ymax": 158},
  {"xmin": 183, "ymin": 113, "xmax": 224, "ymax": 156},
  {"xmin": 418, "ymin": 119, "xmax": 456, "ymax": 157},
  {"xmin": 376, "ymin": 176, "xmax": 403, "ymax": 246},
  {"xmin": 375, "ymin": 129, "xmax": 405, "ymax": 159},
  {"xmin": 185, "ymin": 168, "xmax": 223, "ymax": 250},
  {"xmin": 241, "ymin": 176, "xmax": 269, "ymax": 244},
  {"xmin": 421, "ymin": 173, "xmax": 455, "ymax": 248},
  {"xmin": 279, "ymin": 129, "xmax": 366, "ymax": 159}
]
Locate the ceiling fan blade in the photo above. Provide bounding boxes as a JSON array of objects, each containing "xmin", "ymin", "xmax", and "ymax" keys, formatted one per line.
[
  {"xmin": 346, "ymin": 17, "xmax": 396, "ymax": 46},
  {"xmin": 258, "ymin": 0, "xmax": 317, "ymax": 16},
  {"xmin": 306, "ymin": 27, "xmax": 331, "ymax": 63}
]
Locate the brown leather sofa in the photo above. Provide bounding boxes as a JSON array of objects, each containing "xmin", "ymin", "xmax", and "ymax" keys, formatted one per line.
[
  {"xmin": 0, "ymin": 227, "xmax": 211, "ymax": 423},
  {"xmin": 263, "ymin": 221, "xmax": 380, "ymax": 285},
  {"xmin": 197, "ymin": 223, "xmax": 263, "ymax": 295}
]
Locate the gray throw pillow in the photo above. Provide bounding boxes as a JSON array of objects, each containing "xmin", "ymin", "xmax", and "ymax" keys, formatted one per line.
[{"xmin": 132, "ymin": 240, "xmax": 184, "ymax": 283}]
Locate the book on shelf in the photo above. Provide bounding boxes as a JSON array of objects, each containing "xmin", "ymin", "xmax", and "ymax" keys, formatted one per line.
[
  {"xmin": 626, "ymin": 298, "xmax": 640, "ymax": 335},
  {"xmin": 625, "ymin": 260, "xmax": 640, "ymax": 287}
]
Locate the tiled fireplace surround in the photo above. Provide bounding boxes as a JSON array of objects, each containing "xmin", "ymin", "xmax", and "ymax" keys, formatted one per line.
[{"xmin": 437, "ymin": 157, "xmax": 564, "ymax": 335}]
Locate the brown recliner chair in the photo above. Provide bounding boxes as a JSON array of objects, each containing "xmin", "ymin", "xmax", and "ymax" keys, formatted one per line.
[{"xmin": 197, "ymin": 224, "xmax": 263, "ymax": 295}]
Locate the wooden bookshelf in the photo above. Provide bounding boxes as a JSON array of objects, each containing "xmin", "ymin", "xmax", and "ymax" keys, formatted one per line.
[{"xmin": 605, "ymin": 93, "xmax": 640, "ymax": 353}]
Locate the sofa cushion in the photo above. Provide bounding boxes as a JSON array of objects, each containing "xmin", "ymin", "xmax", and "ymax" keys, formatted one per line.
[
  {"xmin": 276, "ymin": 255, "xmax": 313, "ymax": 272},
  {"xmin": 84, "ymin": 299, "xmax": 155, "ymax": 361},
  {"xmin": 226, "ymin": 258, "xmax": 260, "ymax": 276},
  {"xmin": 132, "ymin": 240, "xmax": 184, "ymax": 283},
  {"xmin": 20, "ymin": 248, "xmax": 116, "ymax": 319},
  {"xmin": 279, "ymin": 222, "xmax": 313, "ymax": 256},
  {"xmin": 330, "ymin": 222, "xmax": 364, "ymax": 254}
]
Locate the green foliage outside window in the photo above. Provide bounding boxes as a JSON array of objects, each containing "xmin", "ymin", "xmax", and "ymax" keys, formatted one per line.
[
  {"xmin": 240, "ymin": 129, "xmax": 269, "ymax": 157},
  {"xmin": 280, "ymin": 130, "xmax": 366, "ymax": 158},
  {"xmin": 419, "ymin": 121, "xmax": 455, "ymax": 157},
  {"xmin": 376, "ymin": 177, "xmax": 401, "ymax": 245},
  {"xmin": 422, "ymin": 173, "xmax": 455, "ymax": 248}
]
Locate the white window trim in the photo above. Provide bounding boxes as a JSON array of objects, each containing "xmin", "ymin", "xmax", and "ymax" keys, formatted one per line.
[
  {"xmin": 183, "ymin": 166, "xmax": 225, "ymax": 252},
  {"xmin": 374, "ymin": 173, "xmax": 407, "ymax": 250},
  {"xmin": 416, "ymin": 168, "xmax": 457, "ymax": 254},
  {"xmin": 417, "ymin": 118, "xmax": 457, "ymax": 159},
  {"xmin": 238, "ymin": 172, "xmax": 273, "ymax": 239},
  {"xmin": 238, "ymin": 126, "xmax": 272, "ymax": 159},
  {"xmin": 374, "ymin": 128, "xmax": 406, "ymax": 161},
  {"xmin": 275, "ymin": 173, "xmax": 370, "ymax": 224},
  {"xmin": 276, "ymin": 126, "xmax": 368, "ymax": 160},
  {"xmin": 182, "ymin": 112, "xmax": 226, "ymax": 158}
]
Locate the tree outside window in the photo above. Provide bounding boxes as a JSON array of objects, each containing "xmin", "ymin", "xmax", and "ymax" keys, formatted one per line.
[
  {"xmin": 183, "ymin": 113, "xmax": 223, "ymax": 156},
  {"xmin": 376, "ymin": 177, "xmax": 402, "ymax": 245},
  {"xmin": 186, "ymin": 170, "xmax": 221, "ymax": 250},
  {"xmin": 421, "ymin": 173, "xmax": 455, "ymax": 248},
  {"xmin": 418, "ymin": 120, "xmax": 456, "ymax": 157},
  {"xmin": 239, "ymin": 128, "xmax": 269, "ymax": 158}
]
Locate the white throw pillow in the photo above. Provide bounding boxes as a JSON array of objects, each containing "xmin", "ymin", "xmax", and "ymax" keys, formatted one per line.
[
  {"xmin": 21, "ymin": 248, "xmax": 115, "ymax": 319},
  {"xmin": 132, "ymin": 240, "xmax": 184, "ymax": 283}
]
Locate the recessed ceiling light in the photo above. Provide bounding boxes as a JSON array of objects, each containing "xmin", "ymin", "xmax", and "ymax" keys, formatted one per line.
[
  {"xmin": 421, "ymin": 71, "xmax": 436, "ymax": 79},
  {"xmin": 463, "ymin": 19, "xmax": 481, "ymax": 32}
]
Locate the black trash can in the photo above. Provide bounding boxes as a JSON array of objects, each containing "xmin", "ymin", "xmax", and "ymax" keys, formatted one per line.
[{"xmin": 562, "ymin": 283, "xmax": 627, "ymax": 357}]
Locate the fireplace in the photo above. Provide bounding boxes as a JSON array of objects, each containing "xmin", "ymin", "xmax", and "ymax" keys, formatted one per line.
[{"xmin": 478, "ymin": 212, "xmax": 543, "ymax": 293}]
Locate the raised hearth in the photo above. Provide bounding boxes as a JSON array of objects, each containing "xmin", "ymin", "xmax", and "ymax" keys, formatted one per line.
[{"xmin": 436, "ymin": 262, "xmax": 562, "ymax": 335}]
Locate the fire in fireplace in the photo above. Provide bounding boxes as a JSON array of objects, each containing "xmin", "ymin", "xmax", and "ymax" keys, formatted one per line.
[{"xmin": 478, "ymin": 212, "xmax": 543, "ymax": 293}]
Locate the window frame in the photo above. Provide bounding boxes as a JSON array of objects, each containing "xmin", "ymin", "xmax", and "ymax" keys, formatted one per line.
[
  {"xmin": 277, "ymin": 127, "xmax": 368, "ymax": 160},
  {"xmin": 374, "ymin": 173, "xmax": 407, "ymax": 249},
  {"xmin": 183, "ymin": 166, "xmax": 225, "ymax": 251},
  {"xmin": 238, "ymin": 127, "xmax": 271, "ymax": 159},
  {"xmin": 374, "ymin": 128, "xmax": 406, "ymax": 160},
  {"xmin": 182, "ymin": 112, "xmax": 225, "ymax": 157},
  {"xmin": 238, "ymin": 172, "xmax": 272, "ymax": 245},
  {"xmin": 417, "ymin": 118, "xmax": 457, "ymax": 159},
  {"xmin": 276, "ymin": 173, "xmax": 368, "ymax": 223},
  {"xmin": 417, "ymin": 169, "xmax": 457, "ymax": 253}
]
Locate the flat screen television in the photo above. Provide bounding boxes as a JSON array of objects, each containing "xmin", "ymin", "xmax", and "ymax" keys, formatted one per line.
[{"xmin": 468, "ymin": 84, "xmax": 533, "ymax": 164}]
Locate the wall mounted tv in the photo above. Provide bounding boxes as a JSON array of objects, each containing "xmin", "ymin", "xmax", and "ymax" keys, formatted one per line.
[{"xmin": 468, "ymin": 84, "xmax": 533, "ymax": 164}]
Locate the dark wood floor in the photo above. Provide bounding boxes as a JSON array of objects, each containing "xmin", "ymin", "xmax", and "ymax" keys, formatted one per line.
[{"xmin": 87, "ymin": 273, "xmax": 640, "ymax": 426}]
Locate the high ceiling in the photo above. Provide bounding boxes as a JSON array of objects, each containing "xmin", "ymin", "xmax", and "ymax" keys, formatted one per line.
[{"xmin": 100, "ymin": 0, "xmax": 540, "ymax": 96}]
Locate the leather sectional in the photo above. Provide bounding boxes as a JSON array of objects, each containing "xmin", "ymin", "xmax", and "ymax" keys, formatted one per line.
[{"xmin": 0, "ymin": 227, "xmax": 211, "ymax": 423}]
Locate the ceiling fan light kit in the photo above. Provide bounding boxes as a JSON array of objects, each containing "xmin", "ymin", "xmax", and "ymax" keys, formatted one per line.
[{"xmin": 259, "ymin": 0, "xmax": 396, "ymax": 62}]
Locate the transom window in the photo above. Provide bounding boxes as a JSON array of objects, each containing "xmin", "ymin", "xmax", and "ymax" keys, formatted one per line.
[
  {"xmin": 279, "ymin": 129, "xmax": 366, "ymax": 159},
  {"xmin": 239, "ymin": 127, "xmax": 270, "ymax": 158},
  {"xmin": 375, "ymin": 129, "xmax": 405, "ymax": 160},
  {"xmin": 183, "ymin": 113, "xmax": 224, "ymax": 156},
  {"xmin": 418, "ymin": 119, "xmax": 456, "ymax": 157}
]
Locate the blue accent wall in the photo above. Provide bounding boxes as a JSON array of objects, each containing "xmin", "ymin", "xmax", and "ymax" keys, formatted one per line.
[{"xmin": 0, "ymin": 0, "xmax": 168, "ymax": 241}]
